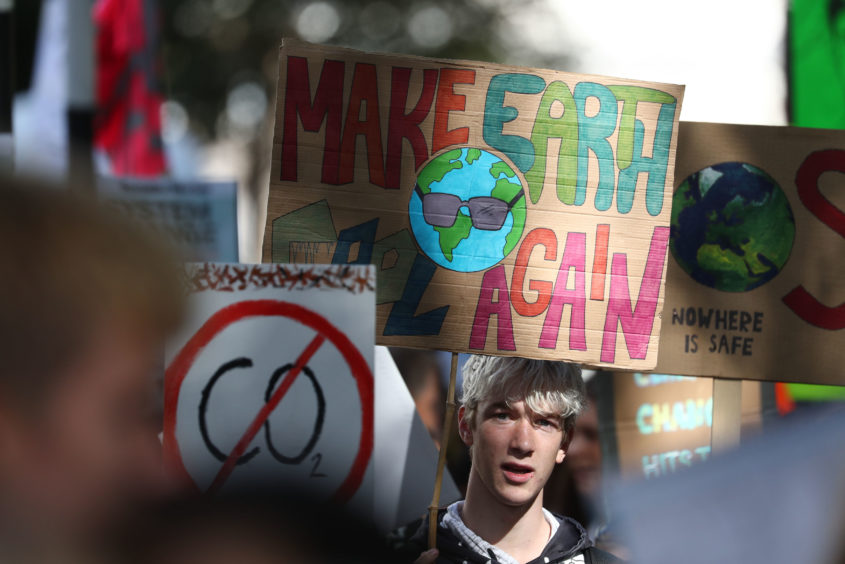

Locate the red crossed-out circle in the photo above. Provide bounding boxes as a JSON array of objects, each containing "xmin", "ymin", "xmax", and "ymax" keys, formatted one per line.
[{"xmin": 163, "ymin": 299, "xmax": 374, "ymax": 503}]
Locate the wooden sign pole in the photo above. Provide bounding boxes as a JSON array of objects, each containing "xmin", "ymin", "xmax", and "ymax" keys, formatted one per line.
[
  {"xmin": 428, "ymin": 352, "xmax": 459, "ymax": 549},
  {"xmin": 711, "ymin": 378, "xmax": 742, "ymax": 453}
]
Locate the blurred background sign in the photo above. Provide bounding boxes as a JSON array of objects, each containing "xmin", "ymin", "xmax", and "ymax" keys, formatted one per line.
[
  {"xmin": 598, "ymin": 373, "xmax": 773, "ymax": 481},
  {"xmin": 99, "ymin": 176, "xmax": 239, "ymax": 262}
]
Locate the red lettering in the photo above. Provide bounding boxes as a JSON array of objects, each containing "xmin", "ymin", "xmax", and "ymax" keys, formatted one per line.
[
  {"xmin": 784, "ymin": 149, "xmax": 845, "ymax": 329},
  {"xmin": 432, "ymin": 69, "xmax": 475, "ymax": 153},
  {"xmin": 281, "ymin": 57, "xmax": 344, "ymax": 183},
  {"xmin": 339, "ymin": 63, "xmax": 386, "ymax": 187},
  {"xmin": 512, "ymin": 228, "xmax": 558, "ymax": 317},
  {"xmin": 385, "ymin": 67, "xmax": 437, "ymax": 189}
]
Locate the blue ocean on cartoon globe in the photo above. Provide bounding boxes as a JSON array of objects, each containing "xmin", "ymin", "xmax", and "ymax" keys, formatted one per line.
[{"xmin": 409, "ymin": 147, "xmax": 527, "ymax": 273}]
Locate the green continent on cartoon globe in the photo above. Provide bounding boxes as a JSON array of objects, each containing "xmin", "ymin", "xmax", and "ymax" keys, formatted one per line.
[
  {"xmin": 409, "ymin": 148, "xmax": 526, "ymax": 272},
  {"xmin": 670, "ymin": 162, "xmax": 795, "ymax": 292}
]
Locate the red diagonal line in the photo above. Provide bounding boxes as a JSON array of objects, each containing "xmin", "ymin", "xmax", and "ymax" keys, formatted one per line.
[{"xmin": 207, "ymin": 333, "xmax": 327, "ymax": 493}]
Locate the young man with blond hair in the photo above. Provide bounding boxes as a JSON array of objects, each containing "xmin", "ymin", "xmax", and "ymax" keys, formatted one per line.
[{"xmin": 397, "ymin": 355, "xmax": 621, "ymax": 564}]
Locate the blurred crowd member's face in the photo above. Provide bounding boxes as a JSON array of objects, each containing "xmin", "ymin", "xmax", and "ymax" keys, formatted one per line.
[
  {"xmin": 149, "ymin": 522, "xmax": 315, "ymax": 564},
  {"xmin": 566, "ymin": 400, "xmax": 602, "ymax": 499},
  {"xmin": 414, "ymin": 371, "xmax": 444, "ymax": 445},
  {"xmin": 0, "ymin": 318, "xmax": 168, "ymax": 544}
]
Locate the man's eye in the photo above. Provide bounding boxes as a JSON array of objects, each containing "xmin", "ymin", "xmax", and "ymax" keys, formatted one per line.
[{"xmin": 494, "ymin": 412, "xmax": 509, "ymax": 420}]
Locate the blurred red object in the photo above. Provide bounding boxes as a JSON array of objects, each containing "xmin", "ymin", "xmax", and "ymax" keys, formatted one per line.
[
  {"xmin": 774, "ymin": 382, "xmax": 795, "ymax": 416},
  {"xmin": 94, "ymin": 0, "xmax": 166, "ymax": 176}
]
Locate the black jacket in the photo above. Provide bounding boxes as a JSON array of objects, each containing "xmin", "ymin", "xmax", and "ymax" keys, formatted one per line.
[{"xmin": 390, "ymin": 508, "xmax": 623, "ymax": 564}]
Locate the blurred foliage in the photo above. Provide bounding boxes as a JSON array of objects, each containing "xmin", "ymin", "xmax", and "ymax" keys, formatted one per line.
[{"xmin": 160, "ymin": 0, "xmax": 568, "ymax": 141}]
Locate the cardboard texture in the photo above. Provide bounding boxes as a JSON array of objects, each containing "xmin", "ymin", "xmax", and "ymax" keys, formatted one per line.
[
  {"xmin": 656, "ymin": 122, "xmax": 845, "ymax": 385},
  {"xmin": 163, "ymin": 263, "xmax": 375, "ymax": 506},
  {"xmin": 100, "ymin": 177, "xmax": 239, "ymax": 261},
  {"xmin": 263, "ymin": 40, "xmax": 684, "ymax": 369},
  {"xmin": 609, "ymin": 373, "xmax": 762, "ymax": 480}
]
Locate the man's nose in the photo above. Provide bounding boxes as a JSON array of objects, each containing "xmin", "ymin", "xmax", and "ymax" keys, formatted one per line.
[{"xmin": 508, "ymin": 417, "xmax": 534, "ymax": 456}]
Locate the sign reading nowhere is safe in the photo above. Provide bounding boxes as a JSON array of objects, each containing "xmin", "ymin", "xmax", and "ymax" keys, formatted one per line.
[
  {"xmin": 657, "ymin": 122, "xmax": 845, "ymax": 385},
  {"xmin": 263, "ymin": 40, "xmax": 684, "ymax": 369}
]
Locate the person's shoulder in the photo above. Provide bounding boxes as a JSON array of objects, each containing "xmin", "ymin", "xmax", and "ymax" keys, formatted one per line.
[{"xmin": 583, "ymin": 546, "xmax": 626, "ymax": 564}]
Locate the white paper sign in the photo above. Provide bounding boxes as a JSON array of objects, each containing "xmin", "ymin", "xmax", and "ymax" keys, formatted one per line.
[{"xmin": 163, "ymin": 263, "xmax": 375, "ymax": 504}]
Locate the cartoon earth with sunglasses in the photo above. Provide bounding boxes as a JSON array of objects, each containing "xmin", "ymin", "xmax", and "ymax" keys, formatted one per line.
[{"xmin": 409, "ymin": 147, "xmax": 527, "ymax": 272}]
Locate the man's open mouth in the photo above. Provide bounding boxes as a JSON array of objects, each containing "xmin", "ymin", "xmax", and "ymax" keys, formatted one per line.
[{"xmin": 501, "ymin": 462, "xmax": 535, "ymax": 483}]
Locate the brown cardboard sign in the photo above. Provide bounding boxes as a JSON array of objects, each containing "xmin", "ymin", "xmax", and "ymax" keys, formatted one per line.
[
  {"xmin": 657, "ymin": 122, "xmax": 845, "ymax": 384},
  {"xmin": 263, "ymin": 40, "xmax": 684, "ymax": 368}
]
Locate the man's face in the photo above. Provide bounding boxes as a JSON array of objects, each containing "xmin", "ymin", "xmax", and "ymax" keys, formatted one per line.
[
  {"xmin": 460, "ymin": 397, "xmax": 567, "ymax": 507},
  {"xmin": 0, "ymin": 319, "xmax": 169, "ymax": 543},
  {"xmin": 566, "ymin": 400, "xmax": 602, "ymax": 499}
]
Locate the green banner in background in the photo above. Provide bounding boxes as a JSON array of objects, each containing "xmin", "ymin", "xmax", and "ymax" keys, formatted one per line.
[
  {"xmin": 786, "ymin": 383, "xmax": 845, "ymax": 401},
  {"xmin": 790, "ymin": 0, "xmax": 845, "ymax": 127}
]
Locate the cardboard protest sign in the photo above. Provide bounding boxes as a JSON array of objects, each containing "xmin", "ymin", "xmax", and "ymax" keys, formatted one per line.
[
  {"xmin": 656, "ymin": 122, "xmax": 845, "ymax": 384},
  {"xmin": 601, "ymin": 373, "xmax": 766, "ymax": 480},
  {"xmin": 163, "ymin": 263, "xmax": 375, "ymax": 506},
  {"xmin": 263, "ymin": 39, "xmax": 684, "ymax": 369},
  {"xmin": 100, "ymin": 177, "xmax": 239, "ymax": 261}
]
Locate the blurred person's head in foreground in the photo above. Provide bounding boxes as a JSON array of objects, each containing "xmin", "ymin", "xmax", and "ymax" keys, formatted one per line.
[
  {"xmin": 117, "ymin": 491, "xmax": 394, "ymax": 564},
  {"xmin": 393, "ymin": 355, "xmax": 622, "ymax": 563},
  {"xmin": 0, "ymin": 178, "xmax": 184, "ymax": 555}
]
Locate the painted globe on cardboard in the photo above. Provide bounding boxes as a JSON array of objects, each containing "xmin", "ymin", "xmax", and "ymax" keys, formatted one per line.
[
  {"xmin": 670, "ymin": 161, "xmax": 795, "ymax": 292},
  {"xmin": 409, "ymin": 147, "xmax": 527, "ymax": 273}
]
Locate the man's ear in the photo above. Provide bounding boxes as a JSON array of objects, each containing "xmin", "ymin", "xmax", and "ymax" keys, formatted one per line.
[
  {"xmin": 457, "ymin": 406, "xmax": 473, "ymax": 447},
  {"xmin": 556, "ymin": 433, "xmax": 572, "ymax": 464}
]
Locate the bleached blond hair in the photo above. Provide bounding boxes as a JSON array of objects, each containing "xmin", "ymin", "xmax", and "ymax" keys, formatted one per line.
[{"xmin": 461, "ymin": 355, "xmax": 585, "ymax": 438}]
